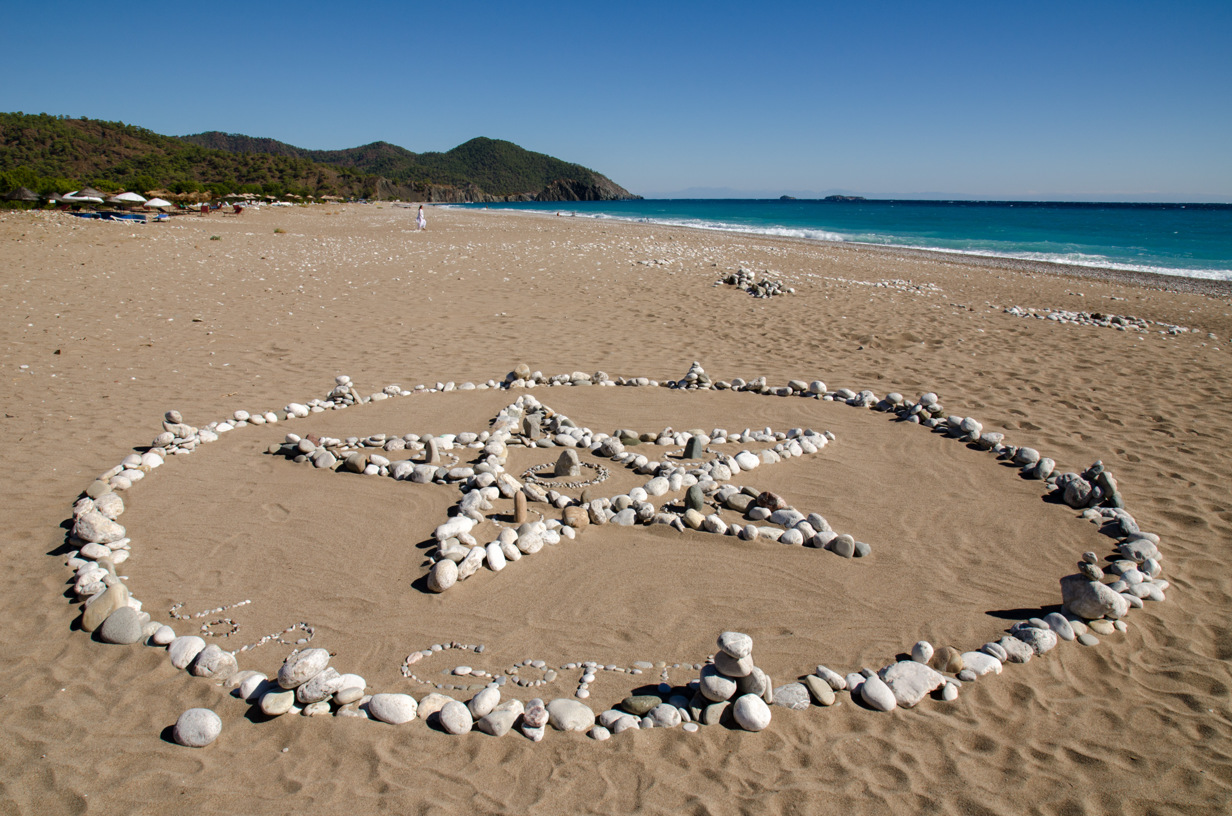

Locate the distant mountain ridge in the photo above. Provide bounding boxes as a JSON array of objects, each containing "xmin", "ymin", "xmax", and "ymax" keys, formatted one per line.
[
  {"xmin": 0, "ymin": 113, "xmax": 638, "ymax": 202},
  {"xmin": 180, "ymin": 132, "xmax": 637, "ymax": 202}
]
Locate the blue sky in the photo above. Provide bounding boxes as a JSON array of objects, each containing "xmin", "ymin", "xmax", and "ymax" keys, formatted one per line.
[{"xmin": 5, "ymin": 1, "xmax": 1230, "ymax": 200}]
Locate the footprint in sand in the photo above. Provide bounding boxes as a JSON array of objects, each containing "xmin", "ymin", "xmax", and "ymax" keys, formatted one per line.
[{"xmin": 263, "ymin": 502, "xmax": 291, "ymax": 523}]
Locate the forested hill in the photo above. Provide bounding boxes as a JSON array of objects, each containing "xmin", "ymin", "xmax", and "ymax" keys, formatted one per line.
[
  {"xmin": 181, "ymin": 132, "xmax": 637, "ymax": 201},
  {"xmin": 0, "ymin": 113, "xmax": 638, "ymax": 202}
]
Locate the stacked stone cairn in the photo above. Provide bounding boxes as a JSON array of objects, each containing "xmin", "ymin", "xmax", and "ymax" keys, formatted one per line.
[
  {"xmin": 695, "ymin": 632, "xmax": 773, "ymax": 731},
  {"xmin": 58, "ymin": 362, "xmax": 1172, "ymax": 748}
]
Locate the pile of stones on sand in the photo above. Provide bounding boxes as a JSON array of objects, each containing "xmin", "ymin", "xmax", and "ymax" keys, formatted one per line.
[
  {"xmin": 717, "ymin": 267, "xmax": 794, "ymax": 298},
  {"xmin": 59, "ymin": 361, "xmax": 1170, "ymax": 747},
  {"xmin": 1003, "ymin": 305, "xmax": 1191, "ymax": 335}
]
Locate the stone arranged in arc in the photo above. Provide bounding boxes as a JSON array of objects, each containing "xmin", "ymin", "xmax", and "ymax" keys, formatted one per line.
[{"xmin": 56, "ymin": 361, "xmax": 1171, "ymax": 748}]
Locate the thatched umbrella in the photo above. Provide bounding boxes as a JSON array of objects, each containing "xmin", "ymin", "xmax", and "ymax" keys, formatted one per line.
[
  {"xmin": 4, "ymin": 187, "xmax": 39, "ymax": 202},
  {"xmin": 76, "ymin": 186, "xmax": 107, "ymax": 199}
]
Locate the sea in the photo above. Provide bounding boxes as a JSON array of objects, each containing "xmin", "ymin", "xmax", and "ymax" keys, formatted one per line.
[{"xmin": 459, "ymin": 199, "xmax": 1232, "ymax": 282}]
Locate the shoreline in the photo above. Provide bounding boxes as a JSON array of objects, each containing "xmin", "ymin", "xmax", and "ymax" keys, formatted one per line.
[{"xmin": 460, "ymin": 204, "xmax": 1232, "ymax": 298}]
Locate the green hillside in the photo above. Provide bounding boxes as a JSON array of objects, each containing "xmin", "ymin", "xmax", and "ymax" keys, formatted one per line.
[{"xmin": 0, "ymin": 113, "xmax": 637, "ymax": 202}]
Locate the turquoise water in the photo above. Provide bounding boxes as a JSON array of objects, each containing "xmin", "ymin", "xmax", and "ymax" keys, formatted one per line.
[{"xmin": 460, "ymin": 200, "xmax": 1232, "ymax": 281}]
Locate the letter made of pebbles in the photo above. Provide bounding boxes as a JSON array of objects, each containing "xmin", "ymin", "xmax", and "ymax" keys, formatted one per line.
[{"xmin": 173, "ymin": 708, "xmax": 222, "ymax": 748}]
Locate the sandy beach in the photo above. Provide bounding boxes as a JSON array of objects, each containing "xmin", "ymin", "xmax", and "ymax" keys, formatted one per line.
[{"xmin": 1, "ymin": 203, "xmax": 1230, "ymax": 815}]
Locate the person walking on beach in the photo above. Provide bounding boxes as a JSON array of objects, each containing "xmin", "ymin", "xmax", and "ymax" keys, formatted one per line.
[{"xmin": 416, "ymin": 205, "xmax": 427, "ymax": 231}]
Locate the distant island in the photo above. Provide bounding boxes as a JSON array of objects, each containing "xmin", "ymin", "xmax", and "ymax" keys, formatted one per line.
[
  {"xmin": 824, "ymin": 195, "xmax": 866, "ymax": 202},
  {"xmin": 0, "ymin": 113, "xmax": 639, "ymax": 203}
]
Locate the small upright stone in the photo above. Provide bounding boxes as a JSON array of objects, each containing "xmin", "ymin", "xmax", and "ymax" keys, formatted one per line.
[
  {"xmin": 683, "ymin": 436, "xmax": 705, "ymax": 459},
  {"xmin": 554, "ymin": 449, "xmax": 582, "ymax": 478}
]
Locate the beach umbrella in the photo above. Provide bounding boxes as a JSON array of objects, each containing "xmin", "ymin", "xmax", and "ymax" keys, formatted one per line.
[
  {"xmin": 62, "ymin": 191, "xmax": 104, "ymax": 205},
  {"xmin": 144, "ymin": 197, "xmax": 172, "ymax": 209},
  {"xmin": 76, "ymin": 186, "xmax": 107, "ymax": 199},
  {"xmin": 112, "ymin": 191, "xmax": 148, "ymax": 205},
  {"xmin": 4, "ymin": 186, "xmax": 39, "ymax": 201}
]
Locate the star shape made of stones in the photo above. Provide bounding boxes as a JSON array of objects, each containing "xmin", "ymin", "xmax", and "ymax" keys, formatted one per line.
[{"xmin": 275, "ymin": 394, "xmax": 865, "ymax": 594}]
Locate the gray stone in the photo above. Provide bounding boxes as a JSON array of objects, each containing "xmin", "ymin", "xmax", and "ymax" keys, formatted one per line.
[
  {"xmin": 814, "ymin": 665, "xmax": 847, "ymax": 690},
  {"xmin": 684, "ymin": 484, "xmax": 706, "ymax": 513},
  {"xmin": 732, "ymin": 694, "xmax": 772, "ymax": 731},
  {"xmin": 73, "ymin": 510, "xmax": 127, "ymax": 545},
  {"xmin": 554, "ymin": 449, "xmax": 582, "ymax": 477},
  {"xmin": 98, "ymin": 606, "xmax": 145, "ymax": 644},
  {"xmin": 1077, "ymin": 633, "xmax": 1100, "ymax": 646},
  {"xmin": 649, "ymin": 703, "xmax": 682, "ymax": 728},
  {"xmin": 803, "ymin": 674, "xmax": 836, "ymax": 705},
  {"xmin": 173, "ymin": 708, "xmax": 222, "ymax": 748},
  {"xmin": 190, "ymin": 644, "xmax": 238, "ymax": 681},
  {"xmin": 959, "ymin": 652, "xmax": 1002, "ymax": 676},
  {"xmin": 717, "ymin": 631, "xmax": 753, "ymax": 659},
  {"xmin": 1043, "ymin": 612, "xmax": 1076, "ymax": 641},
  {"xmin": 547, "ymin": 698, "xmax": 595, "ymax": 731},
  {"xmin": 368, "ymin": 693, "xmax": 418, "ymax": 724},
  {"xmin": 81, "ymin": 584, "xmax": 130, "ymax": 632},
  {"xmin": 1060, "ymin": 574, "xmax": 1130, "ymax": 620},
  {"xmin": 858, "ymin": 675, "xmax": 897, "ymax": 712},
  {"xmin": 169, "ymin": 636, "xmax": 206, "ymax": 670},
  {"xmin": 683, "ymin": 437, "xmax": 705, "ymax": 459},
  {"xmin": 1015, "ymin": 627, "xmax": 1059, "ymax": 656},
  {"xmin": 477, "ymin": 702, "xmax": 524, "ymax": 737},
  {"xmin": 772, "ymin": 683, "xmax": 811, "ymax": 711},
  {"xmin": 278, "ymin": 648, "xmax": 330, "ymax": 689},
  {"xmin": 714, "ymin": 650, "xmax": 754, "ymax": 678},
  {"xmin": 622, "ymin": 695, "xmax": 662, "ymax": 716},
  {"xmin": 469, "ymin": 687, "xmax": 501, "ymax": 719},
  {"xmin": 831, "ymin": 534, "xmax": 855, "ymax": 557},
  {"xmin": 428, "ymin": 559, "xmax": 459, "ymax": 592},
  {"xmin": 259, "ymin": 689, "xmax": 296, "ymax": 716},
  {"xmin": 438, "ymin": 700, "xmax": 474, "ymax": 734},
  {"xmin": 879, "ymin": 661, "xmax": 946, "ymax": 708},
  {"xmin": 997, "ymin": 636, "xmax": 1034, "ymax": 664},
  {"xmin": 699, "ymin": 665, "xmax": 738, "ymax": 702},
  {"xmin": 417, "ymin": 693, "xmax": 454, "ymax": 721},
  {"xmin": 295, "ymin": 667, "xmax": 342, "ymax": 703}
]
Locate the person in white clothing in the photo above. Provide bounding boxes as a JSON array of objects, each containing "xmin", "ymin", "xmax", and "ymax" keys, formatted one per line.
[{"xmin": 416, "ymin": 205, "xmax": 427, "ymax": 231}]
